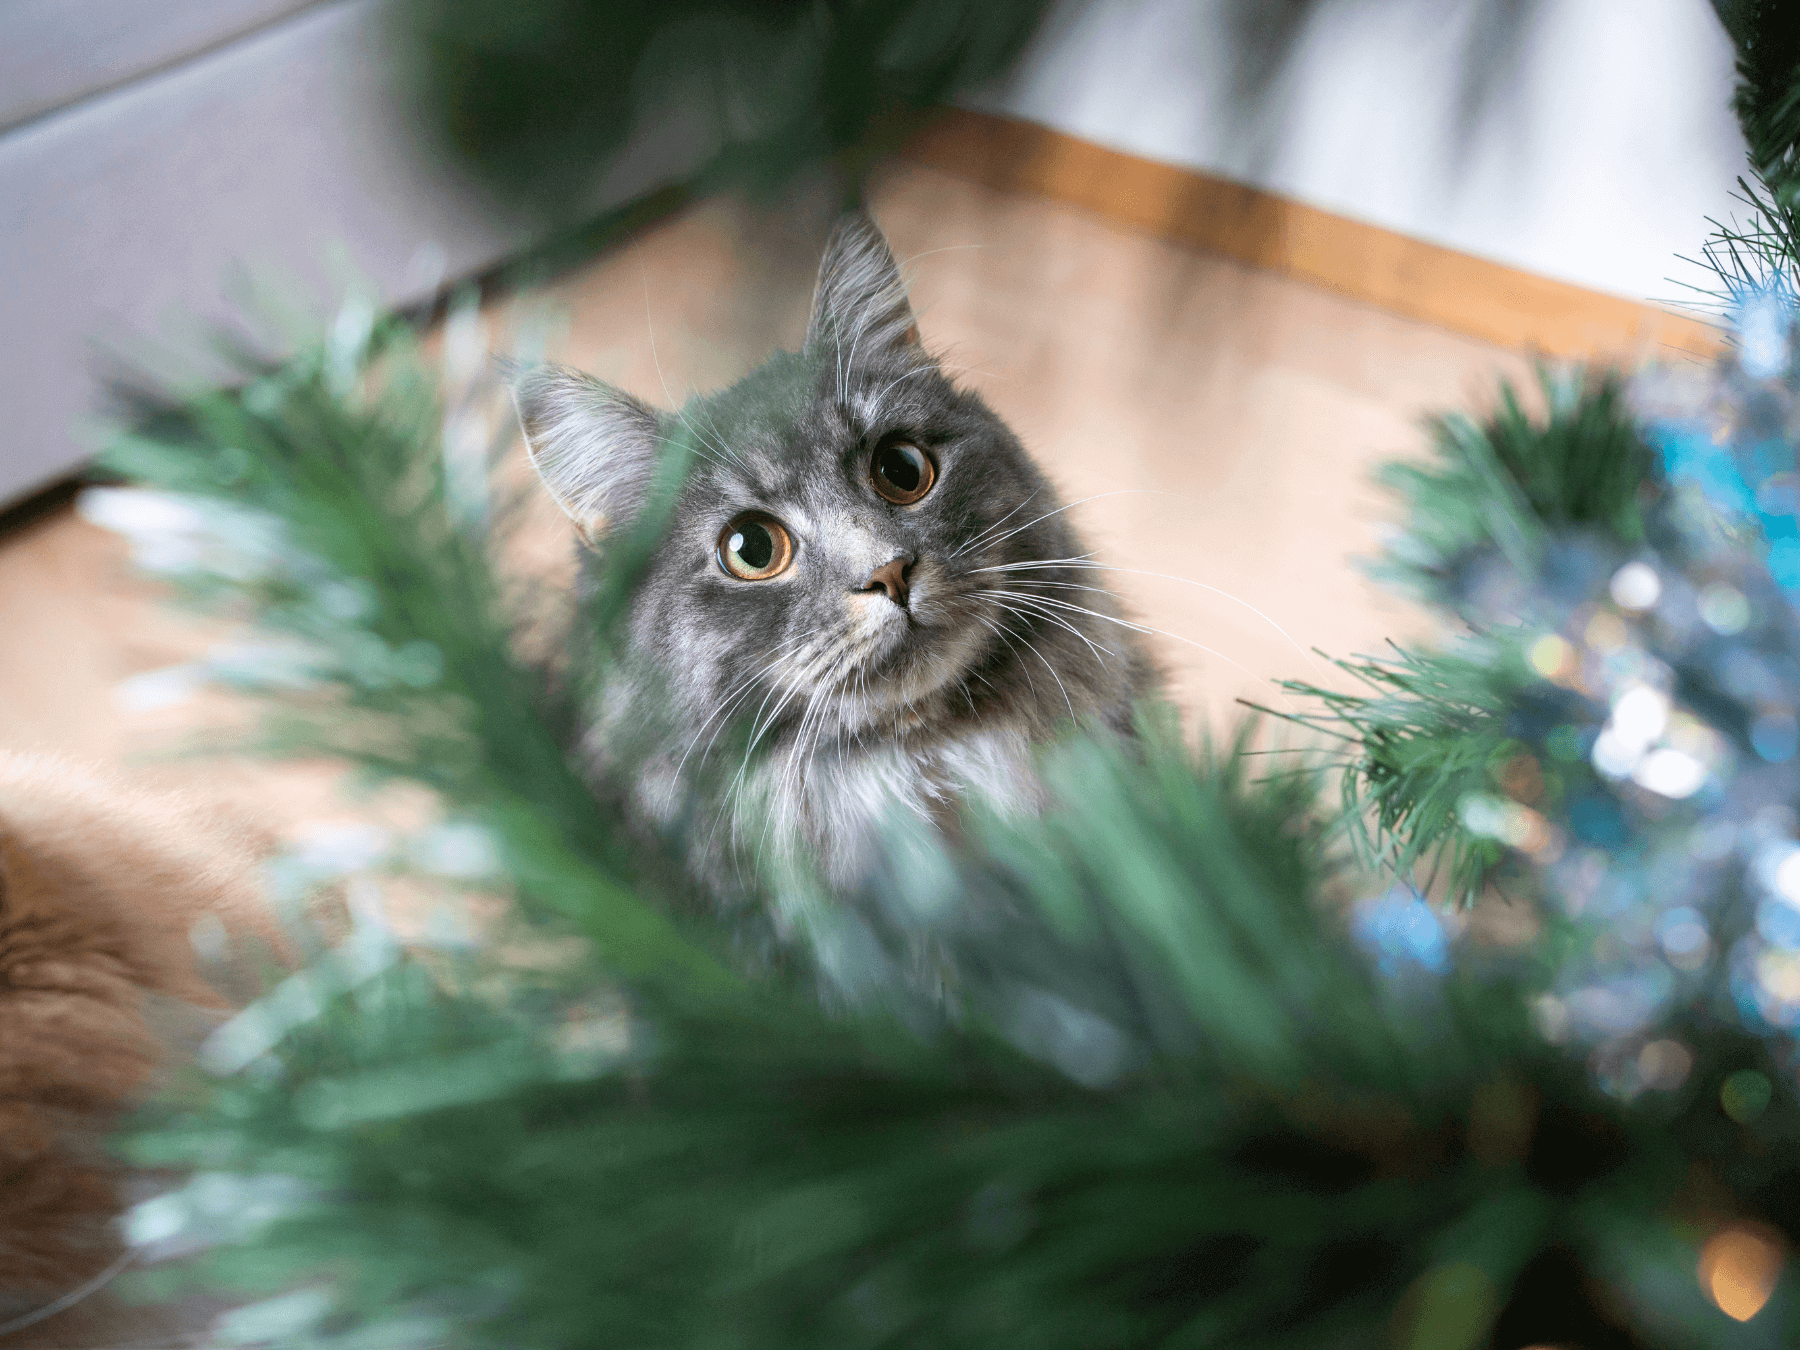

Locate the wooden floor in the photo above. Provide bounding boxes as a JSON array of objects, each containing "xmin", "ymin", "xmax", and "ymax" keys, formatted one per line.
[{"xmin": 0, "ymin": 158, "xmax": 1539, "ymax": 818}]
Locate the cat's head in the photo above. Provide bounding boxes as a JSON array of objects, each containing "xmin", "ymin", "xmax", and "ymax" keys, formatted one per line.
[{"xmin": 514, "ymin": 211, "xmax": 1083, "ymax": 740}]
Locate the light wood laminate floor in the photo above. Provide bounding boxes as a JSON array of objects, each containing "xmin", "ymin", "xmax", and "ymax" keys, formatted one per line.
[{"xmin": 0, "ymin": 159, "xmax": 1538, "ymax": 841}]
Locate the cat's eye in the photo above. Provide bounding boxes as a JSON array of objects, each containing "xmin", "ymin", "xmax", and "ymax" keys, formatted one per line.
[
  {"xmin": 717, "ymin": 512, "xmax": 794, "ymax": 581},
  {"xmin": 870, "ymin": 440, "xmax": 935, "ymax": 505}
]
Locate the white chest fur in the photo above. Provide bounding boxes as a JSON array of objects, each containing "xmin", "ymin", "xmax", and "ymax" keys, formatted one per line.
[{"xmin": 733, "ymin": 722, "xmax": 1044, "ymax": 890}]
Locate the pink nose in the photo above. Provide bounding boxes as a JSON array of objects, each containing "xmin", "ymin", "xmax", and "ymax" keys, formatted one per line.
[{"xmin": 863, "ymin": 556, "xmax": 912, "ymax": 607}]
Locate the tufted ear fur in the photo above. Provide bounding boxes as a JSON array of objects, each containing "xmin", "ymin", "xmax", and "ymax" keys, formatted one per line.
[
  {"xmin": 511, "ymin": 363, "xmax": 664, "ymax": 545},
  {"xmin": 804, "ymin": 211, "xmax": 920, "ymax": 360}
]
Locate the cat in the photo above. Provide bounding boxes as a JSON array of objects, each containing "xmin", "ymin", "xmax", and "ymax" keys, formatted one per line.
[{"xmin": 513, "ymin": 211, "xmax": 1158, "ymax": 901}]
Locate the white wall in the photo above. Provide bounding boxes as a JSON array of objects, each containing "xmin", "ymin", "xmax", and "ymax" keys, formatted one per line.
[
  {"xmin": 0, "ymin": 0, "xmax": 325, "ymax": 132},
  {"xmin": 965, "ymin": 0, "xmax": 1750, "ymax": 305},
  {"xmin": 0, "ymin": 0, "xmax": 710, "ymax": 508}
]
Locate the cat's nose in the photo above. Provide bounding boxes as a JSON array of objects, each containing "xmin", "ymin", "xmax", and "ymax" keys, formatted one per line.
[{"xmin": 862, "ymin": 555, "xmax": 913, "ymax": 608}]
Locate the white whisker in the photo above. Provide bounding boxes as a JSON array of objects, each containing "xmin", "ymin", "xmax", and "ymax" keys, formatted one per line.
[
  {"xmin": 898, "ymin": 242, "xmax": 986, "ymax": 269},
  {"xmin": 984, "ymin": 586, "xmax": 1297, "ymax": 711},
  {"xmin": 673, "ymin": 633, "xmax": 812, "ymax": 781},
  {"xmin": 639, "ymin": 267, "xmax": 733, "ymax": 470},
  {"xmin": 978, "ymin": 590, "xmax": 1119, "ymax": 667},
  {"xmin": 972, "ymin": 613, "xmax": 1036, "ymax": 700},
  {"xmin": 705, "ymin": 641, "xmax": 831, "ymax": 855},
  {"xmin": 873, "ymin": 362, "xmax": 940, "ymax": 405},
  {"xmin": 1013, "ymin": 628, "xmax": 1077, "ymax": 721},
  {"xmin": 759, "ymin": 640, "xmax": 860, "ymax": 865},
  {"xmin": 949, "ymin": 488, "xmax": 1043, "ymax": 559},
  {"xmin": 972, "ymin": 559, "xmax": 1326, "ymax": 676},
  {"xmin": 963, "ymin": 489, "xmax": 1174, "ymax": 557}
]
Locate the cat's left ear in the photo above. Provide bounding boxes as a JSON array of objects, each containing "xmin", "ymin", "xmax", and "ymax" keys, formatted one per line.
[
  {"xmin": 805, "ymin": 210, "xmax": 921, "ymax": 359},
  {"xmin": 510, "ymin": 362, "xmax": 663, "ymax": 545}
]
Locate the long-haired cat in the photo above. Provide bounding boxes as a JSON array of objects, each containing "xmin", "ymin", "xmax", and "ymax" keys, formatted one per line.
[{"xmin": 514, "ymin": 211, "xmax": 1157, "ymax": 900}]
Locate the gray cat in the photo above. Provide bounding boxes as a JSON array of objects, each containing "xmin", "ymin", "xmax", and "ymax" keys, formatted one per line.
[{"xmin": 514, "ymin": 211, "xmax": 1157, "ymax": 899}]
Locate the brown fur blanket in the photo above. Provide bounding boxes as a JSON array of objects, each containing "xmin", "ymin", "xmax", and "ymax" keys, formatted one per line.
[{"xmin": 0, "ymin": 752, "xmax": 270, "ymax": 1335}]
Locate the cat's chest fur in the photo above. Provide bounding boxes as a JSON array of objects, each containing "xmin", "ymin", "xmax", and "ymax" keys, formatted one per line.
[{"xmin": 739, "ymin": 716, "xmax": 1044, "ymax": 889}]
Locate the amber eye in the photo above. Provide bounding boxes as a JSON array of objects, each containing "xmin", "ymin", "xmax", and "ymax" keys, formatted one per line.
[
  {"xmin": 718, "ymin": 512, "xmax": 794, "ymax": 580},
  {"xmin": 871, "ymin": 440, "xmax": 936, "ymax": 505}
]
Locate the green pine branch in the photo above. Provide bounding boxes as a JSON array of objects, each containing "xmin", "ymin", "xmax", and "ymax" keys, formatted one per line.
[
  {"xmin": 1376, "ymin": 370, "xmax": 1656, "ymax": 603},
  {"xmin": 1713, "ymin": 0, "xmax": 1800, "ymax": 214},
  {"xmin": 101, "ymin": 315, "xmax": 742, "ymax": 1004},
  {"xmin": 1261, "ymin": 370, "xmax": 1654, "ymax": 908},
  {"xmin": 1262, "ymin": 646, "xmax": 1522, "ymax": 910},
  {"xmin": 100, "ymin": 297, "xmax": 1778, "ymax": 1349}
]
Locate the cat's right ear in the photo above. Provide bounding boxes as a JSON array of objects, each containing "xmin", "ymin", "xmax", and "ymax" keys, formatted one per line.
[
  {"xmin": 805, "ymin": 210, "xmax": 919, "ymax": 359},
  {"xmin": 510, "ymin": 363, "xmax": 662, "ymax": 545}
]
